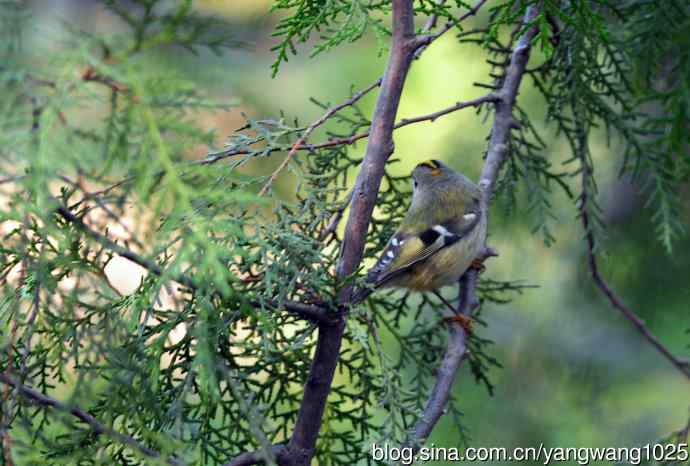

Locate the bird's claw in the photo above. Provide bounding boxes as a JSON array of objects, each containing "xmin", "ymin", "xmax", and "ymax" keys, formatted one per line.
[
  {"xmin": 470, "ymin": 258, "xmax": 486, "ymax": 273},
  {"xmin": 442, "ymin": 314, "xmax": 473, "ymax": 334}
]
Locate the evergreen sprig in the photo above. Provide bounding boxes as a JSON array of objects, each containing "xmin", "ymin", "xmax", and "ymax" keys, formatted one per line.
[
  {"xmin": 269, "ymin": 0, "xmax": 389, "ymax": 77},
  {"xmin": 2, "ymin": 1, "xmax": 689, "ymax": 466}
]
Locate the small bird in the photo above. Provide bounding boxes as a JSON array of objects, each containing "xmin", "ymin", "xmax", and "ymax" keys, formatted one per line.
[{"xmin": 353, "ymin": 159, "xmax": 486, "ymax": 328}]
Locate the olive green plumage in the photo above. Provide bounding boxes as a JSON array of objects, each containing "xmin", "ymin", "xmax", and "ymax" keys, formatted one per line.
[{"xmin": 354, "ymin": 159, "xmax": 486, "ymax": 302}]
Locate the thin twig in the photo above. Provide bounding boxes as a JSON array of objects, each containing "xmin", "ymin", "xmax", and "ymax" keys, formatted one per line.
[
  {"xmin": 55, "ymin": 205, "xmax": 329, "ymax": 325},
  {"xmin": 18, "ymin": 276, "xmax": 40, "ymax": 379},
  {"xmin": 421, "ymin": 0, "xmax": 444, "ymax": 32},
  {"xmin": 414, "ymin": 0, "xmax": 489, "ymax": 56},
  {"xmin": 0, "ymin": 175, "xmax": 25, "ymax": 185},
  {"xmin": 318, "ymin": 189, "xmax": 354, "ymax": 243},
  {"xmin": 200, "ymin": 0, "xmax": 476, "ymax": 170},
  {"xmin": 55, "ymin": 205, "xmax": 196, "ymax": 290},
  {"xmin": 579, "ymin": 171, "xmax": 690, "ymax": 380},
  {"xmin": 253, "ymin": 300, "xmax": 334, "ymax": 326},
  {"xmin": 0, "ymin": 373, "xmax": 180, "ymax": 465},
  {"xmin": 59, "ymin": 174, "xmax": 145, "ymax": 250},
  {"xmin": 397, "ymin": 93, "xmax": 497, "ymax": 126},
  {"xmin": 457, "ymin": 0, "xmax": 489, "ymax": 23},
  {"xmin": 224, "ymin": 445, "xmax": 287, "ymax": 466},
  {"xmin": 200, "ymin": 94, "xmax": 495, "ymax": 166},
  {"xmin": 258, "ymin": 81, "xmax": 381, "ymax": 196}
]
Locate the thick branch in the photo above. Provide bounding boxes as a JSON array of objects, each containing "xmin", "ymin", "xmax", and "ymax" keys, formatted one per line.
[
  {"xmin": 579, "ymin": 176, "xmax": 690, "ymax": 380},
  {"xmin": 0, "ymin": 373, "xmax": 178, "ymax": 465},
  {"xmin": 223, "ymin": 3, "xmax": 491, "ymax": 465},
  {"xmin": 282, "ymin": 2, "xmax": 418, "ymax": 465}
]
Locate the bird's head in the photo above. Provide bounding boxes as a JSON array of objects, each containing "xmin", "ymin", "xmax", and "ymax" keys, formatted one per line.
[
  {"xmin": 409, "ymin": 159, "xmax": 480, "ymax": 211},
  {"xmin": 411, "ymin": 159, "xmax": 455, "ymax": 190}
]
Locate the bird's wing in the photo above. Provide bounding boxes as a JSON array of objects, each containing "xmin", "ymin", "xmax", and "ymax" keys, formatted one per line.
[{"xmin": 368, "ymin": 210, "xmax": 481, "ymax": 288}]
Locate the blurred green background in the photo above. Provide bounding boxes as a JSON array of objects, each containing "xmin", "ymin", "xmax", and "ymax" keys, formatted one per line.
[{"xmin": 19, "ymin": 0, "xmax": 690, "ymax": 463}]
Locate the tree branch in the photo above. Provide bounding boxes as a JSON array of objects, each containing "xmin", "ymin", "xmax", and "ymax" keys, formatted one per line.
[
  {"xmin": 257, "ymin": 80, "xmax": 382, "ymax": 195},
  {"xmin": 478, "ymin": 4, "xmax": 541, "ymax": 205},
  {"xmin": 407, "ymin": 263, "xmax": 480, "ymax": 448},
  {"xmin": 260, "ymin": 300, "xmax": 335, "ymax": 326},
  {"xmin": 55, "ymin": 205, "xmax": 196, "ymax": 290},
  {"xmin": 579, "ymin": 172, "xmax": 690, "ymax": 380},
  {"xmin": 278, "ymin": 1, "xmax": 419, "ymax": 465},
  {"xmin": 224, "ymin": 445, "xmax": 288, "ymax": 466},
  {"xmin": 0, "ymin": 373, "xmax": 180, "ymax": 465},
  {"xmin": 318, "ymin": 189, "xmax": 354, "ymax": 243},
  {"xmin": 397, "ymin": 93, "xmax": 498, "ymax": 126},
  {"xmin": 413, "ymin": 0, "xmax": 489, "ymax": 55},
  {"xmin": 223, "ymin": 2, "xmax": 497, "ymax": 465},
  {"xmin": 199, "ymin": 94, "xmax": 495, "ymax": 166},
  {"xmin": 406, "ymin": 3, "xmax": 542, "ymax": 452},
  {"xmin": 55, "ymin": 205, "xmax": 329, "ymax": 325},
  {"xmin": 199, "ymin": 0, "xmax": 479, "ymax": 169}
]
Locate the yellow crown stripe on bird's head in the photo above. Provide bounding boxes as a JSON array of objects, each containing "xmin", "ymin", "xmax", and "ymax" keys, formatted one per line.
[{"xmin": 418, "ymin": 159, "xmax": 441, "ymax": 176}]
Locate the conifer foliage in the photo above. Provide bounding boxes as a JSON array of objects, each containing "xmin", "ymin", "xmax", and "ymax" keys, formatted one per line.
[{"xmin": 1, "ymin": 1, "xmax": 688, "ymax": 465}]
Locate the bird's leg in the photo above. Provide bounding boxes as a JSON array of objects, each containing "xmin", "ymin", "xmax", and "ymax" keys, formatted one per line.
[
  {"xmin": 433, "ymin": 290, "xmax": 473, "ymax": 334},
  {"xmin": 432, "ymin": 290, "xmax": 455, "ymax": 312}
]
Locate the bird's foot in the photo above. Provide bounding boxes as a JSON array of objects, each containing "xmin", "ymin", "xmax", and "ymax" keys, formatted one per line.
[
  {"xmin": 470, "ymin": 257, "xmax": 486, "ymax": 273},
  {"xmin": 442, "ymin": 314, "xmax": 473, "ymax": 334}
]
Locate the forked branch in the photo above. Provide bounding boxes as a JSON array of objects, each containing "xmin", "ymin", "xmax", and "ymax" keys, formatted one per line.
[
  {"xmin": 225, "ymin": 0, "xmax": 426, "ymax": 465},
  {"xmin": 222, "ymin": 1, "xmax": 499, "ymax": 464},
  {"xmin": 199, "ymin": 0, "xmax": 489, "ymax": 169}
]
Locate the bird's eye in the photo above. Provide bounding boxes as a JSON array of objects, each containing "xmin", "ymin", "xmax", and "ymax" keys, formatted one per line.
[{"xmin": 412, "ymin": 178, "xmax": 418, "ymax": 189}]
